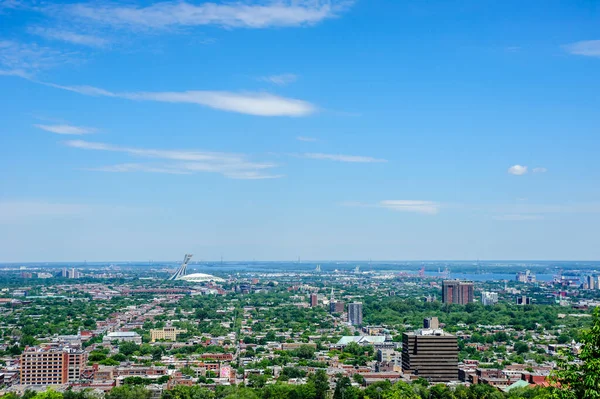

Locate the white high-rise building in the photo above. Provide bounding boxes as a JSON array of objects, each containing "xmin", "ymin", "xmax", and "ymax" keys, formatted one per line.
[
  {"xmin": 481, "ymin": 291, "xmax": 499, "ymax": 306},
  {"xmin": 516, "ymin": 270, "xmax": 536, "ymax": 283}
]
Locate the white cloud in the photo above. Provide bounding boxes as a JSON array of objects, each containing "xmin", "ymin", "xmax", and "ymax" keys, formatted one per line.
[
  {"xmin": 342, "ymin": 200, "xmax": 440, "ymax": 215},
  {"xmin": 303, "ymin": 153, "xmax": 387, "ymax": 163},
  {"xmin": 259, "ymin": 73, "xmax": 298, "ymax": 86},
  {"xmin": 42, "ymin": 82, "xmax": 316, "ymax": 117},
  {"xmin": 59, "ymin": 0, "xmax": 353, "ymax": 30},
  {"xmin": 532, "ymin": 167, "xmax": 547, "ymax": 173},
  {"xmin": 125, "ymin": 90, "xmax": 315, "ymax": 116},
  {"xmin": 379, "ymin": 200, "xmax": 440, "ymax": 215},
  {"xmin": 564, "ymin": 40, "xmax": 600, "ymax": 57},
  {"xmin": 29, "ymin": 27, "xmax": 109, "ymax": 48},
  {"xmin": 34, "ymin": 123, "xmax": 97, "ymax": 135},
  {"xmin": 65, "ymin": 140, "xmax": 283, "ymax": 180},
  {"xmin": 296, "ymin": 136, "xmax": 318, "ymax": 142},
  {"xmin": 508, "ymin": 165, "xmax": 528, "ymax": 175}
]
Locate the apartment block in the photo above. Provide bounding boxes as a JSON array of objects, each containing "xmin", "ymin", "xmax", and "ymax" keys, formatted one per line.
[
  {"xmin": 442, "ymin": 280, "xmax": 474, "ymax": 305},
  {"xmin": 20, "ymin": 345, "xmax": 87, "ymax": 385}
]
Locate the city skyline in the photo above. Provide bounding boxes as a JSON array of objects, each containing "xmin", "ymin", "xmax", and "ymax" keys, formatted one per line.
[{"xmin": 1, "ymin": 1, "xmax": 600, "ymax": 262}]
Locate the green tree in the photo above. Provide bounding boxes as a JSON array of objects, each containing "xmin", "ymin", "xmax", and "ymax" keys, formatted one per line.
[
  {"xmin": 333, "ymin": 376, "xmax": 359, "ymax": 399},
  {"xmin": 294, "ymin": 345, "xmax": 316, "ymax": 360},
  {"xmin": 382, "ymin": 382, "xmax": 419, "ymax": 399},
  {"xmin": 88, "ymin": 352, "xmax": 107, "ymax": 362},
  {"xmin": 514, "ymin": 341, "xmax": 529, "ymax": 355},
  {"xmin": 551, "ymin": 307, "xmax": 600, "ymax": 399},
  {"xmin": 161, "ymin": 385, "xmax": 214, "ymax": 399},
  {"xmin": 106, "ymin": 385, "xmax": 151, "ymax": 399},
  {"xmin": 119, "ymin": 341, "xmax": 140, "ymax": 356},
  {"xmin": 352, "ymin": 373, "xmax": 365, "ymax": 386},
  {"xmin": 308, "ymin": 370, "xmax": 329, "ymax": 399},
  {"xmin": 247, "ymin": 373, "xmax": 268, "ymax": 388},
  {"xmin": 33, "ymin": 389, "xmax": 64, "ymax": 399}
]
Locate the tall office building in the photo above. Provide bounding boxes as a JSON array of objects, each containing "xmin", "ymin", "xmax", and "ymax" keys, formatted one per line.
[
  {"xmin": 401, "ymin": 321, "xmax": 458, "ymax": 382},
  {"xmin": 20, "ymin": 345, "xmax": 87, "ymax": 385},
  {"xmin": 348, "ymin": 302, "xmax": 363, "ymax": 325},
  {"xmin": 587, "ymin": 275, "xmax": 597, "ymax": 290},
  {"xmin": 481, "ymin": 291, "xmax": 499, "ymax": 306},
  {"xmin": 442, "ymin": 280, "xmax": 474, "ymax": 305},
  {"xmin": 310, "ymin": 294, "xmax": 318, "ymax": 307}
]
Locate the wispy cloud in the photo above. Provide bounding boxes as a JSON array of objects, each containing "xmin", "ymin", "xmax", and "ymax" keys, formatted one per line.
[
  {"xmin": 0, "ymin": 39, "xmax": 78, "ymax": 75},
  {"xmin": 29, "ymin": 27, "xmax": 109, "ymax": 48},
  {"xmin": 296, "ymin": 136, "xmax": 318, "ymax": 142},
  {"xmin": 34, "ymin": 123, "xmax": 97, "ymax": 135},
  {"xmin": 508, "ymin": 164, "xmax": 528, "ymax": 175},
  {"xmin": 259, "ymin": 73, "xmax": 298, "ymax": 86},
  {"xmin": 0, "ymin": 200, "xmax": 89, "ymax": 223},
  {"xmin": 0, "ymin": 68, "xmax": 29, "ymax": 78},
  {"xmin": 344, "ymin": 199, "xmax": 600, "ymax": 218},
  {"xmin": 302, "ymin": 153, "xmax": 387, "ymax": 163},
  {"xmin": 65, "ymin": 140, "xmax": 283, "ymax": 180},
  {"xmin": 505, "ymin": 46, "xmax": 521, "ymax": 52},
  {"xmin": 493, "ymin": 203, "xmax": 600, "ymax": 215},
  {"xmin": 343, "ymin": 200, "xmax": 440, "ymax": 215},
  {"xmin": 492, "ymin": 214, "xmax": 544, "ymax": 221},
  {"xmin": 42, "ymin": 82, "xmax": 316, "ymax": 117},
  {"xmin": 564, "ymin": 40, "xmax": 600, "ymax": 57},
  {"xmin": 379, "ymin": 200, "xmax": 440, "ymax": 215},
  {"xmin": 56, "ymin": 0, "xmax": 353, "ymax": 30},
  {"xmin": 532, "ymin": 167, "xmax": 547, "ymax": 173},
  {"xmin": 0, "ymin": 0, "xmax": 25, "ymax": 12},
  {"xmin": 85, "ymin": 163, "xmax": 192, "ymax": 175}
]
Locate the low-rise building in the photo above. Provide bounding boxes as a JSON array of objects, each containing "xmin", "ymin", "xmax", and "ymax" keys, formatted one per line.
[
  {"xmin": 150, "ymin": 327, "xmax": 187, "ymax": 342},
  {"xmin": 103, "ymin": 331, "xmax": 142, "ymax": 344}
]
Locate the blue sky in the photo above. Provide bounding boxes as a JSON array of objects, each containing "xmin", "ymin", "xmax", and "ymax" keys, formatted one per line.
[{"xmin": 1, "ymin": 0, "xmax": 600, "ymax": 262}]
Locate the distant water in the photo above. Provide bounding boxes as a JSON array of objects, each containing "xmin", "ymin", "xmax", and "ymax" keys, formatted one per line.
[
  {"xmin": 2, "ymin": 260, "xmax": 594, "ymax": 283},
  {"xmin": 449, "ymin": 272, "xmax": 555, "ymax": 282}
]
